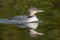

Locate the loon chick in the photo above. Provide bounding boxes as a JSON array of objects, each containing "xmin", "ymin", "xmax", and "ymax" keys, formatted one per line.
[{"xmin": 0, "ymin": 7, "xmax": 44, "ymax": 38}]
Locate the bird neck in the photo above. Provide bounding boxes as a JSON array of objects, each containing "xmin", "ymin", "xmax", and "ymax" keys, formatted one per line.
[{"xmin": 27, "ymin": 14, "xmax": 36, "ymax": 18}]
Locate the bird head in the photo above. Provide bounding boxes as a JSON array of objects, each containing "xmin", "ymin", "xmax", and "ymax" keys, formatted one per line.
[{"xmin": 27, "ymin": 7, "xmax": 44, "ymax": 16}]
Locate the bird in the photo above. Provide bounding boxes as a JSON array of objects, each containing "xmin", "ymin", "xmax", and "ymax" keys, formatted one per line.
[{"xmin": 0, "ymin": 7, "xmax": 44, "ymax": 38}]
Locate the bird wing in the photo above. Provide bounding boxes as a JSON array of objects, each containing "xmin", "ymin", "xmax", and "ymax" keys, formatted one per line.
[
  {"xmin": 0, "ymin": 15, "xmax": 27, "ymax": 24},
  {"xmin": 10, "ymin": 15, "xmax": 27, "ymax": 20},
  {"xmin": 10, "ymin": 15, "xmax": 28, "ymax": 28},
  {"xmin": 10, "ymin": 15, "xmax": 28, "ymax": 23}
]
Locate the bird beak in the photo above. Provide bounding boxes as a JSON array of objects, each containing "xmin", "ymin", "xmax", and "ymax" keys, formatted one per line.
[{"xmin": 38, "ymin": 10, "xmax": 44, "ymax": 12}]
